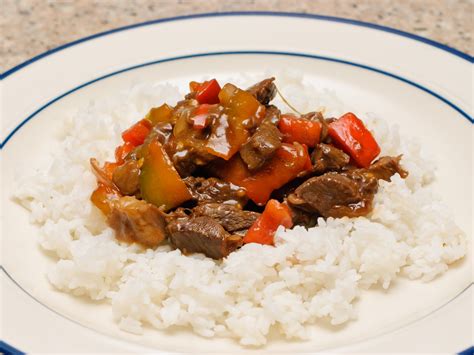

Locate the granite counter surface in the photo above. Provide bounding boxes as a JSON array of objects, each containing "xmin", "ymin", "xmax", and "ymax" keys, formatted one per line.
[{"xmin": 1, "ymin": 0, "xmax": 472, "ymax": 72}]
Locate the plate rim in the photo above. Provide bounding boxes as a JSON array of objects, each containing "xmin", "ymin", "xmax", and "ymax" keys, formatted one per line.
[{"xmin": 1, "ymin": 10, "xmax": 472, "ymax": 79}]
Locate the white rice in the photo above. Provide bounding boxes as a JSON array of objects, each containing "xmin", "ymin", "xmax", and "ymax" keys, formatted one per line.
[{"xmin": 15, "ymin": 71, "xmax": 467, "ymax": 346}]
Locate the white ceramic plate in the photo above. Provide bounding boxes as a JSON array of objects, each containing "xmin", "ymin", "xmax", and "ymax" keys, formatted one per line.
[{"xmin": 1, "ymin": 12, "xmax": 472, "ymax": 353}]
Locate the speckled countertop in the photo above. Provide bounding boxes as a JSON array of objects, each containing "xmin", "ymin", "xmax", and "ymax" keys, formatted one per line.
[{"xmin": 1, "ymin": 0, "xmax": 472, "ymax": 73}]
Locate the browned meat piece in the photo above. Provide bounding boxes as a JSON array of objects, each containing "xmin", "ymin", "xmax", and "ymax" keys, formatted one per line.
[
  {"xmin": 165, "ymin": 207, "xmax": 193, "ymax": 222},
  {"xmin": 166, "ymin": 143, "xmax": 216, "ymax": 177},
  {"xmin": 311, "ymin": 143, "xmax": 350, "ymax": 174},
  {"xmin": 368, "ymin": 155, "xmax": 408, "ymax": 181},
  {"xmin": 167, "ymin": 216, "xmax": 243, "ymax": 259},
  {"xmin": 112, "ymin": 160, "xmax": 141, "ymax": 195},
  {"xmin": 246, "ymin": 77, "xmax": 277, "ymax": 105},
  {"xmin": 288, "ymin": 156, "xmax": 407, "ymax": 218},
  {"xmin": 288, "ymin": 205, "xmax": 318, "ymax": 228},
  {"xmin": 287, "ymin": 172, "xmax": 376, "ymax": 218},
  {"xmin": 108, "ymin": 196, "xmax": 168, "ymax": 247},
  {"xmin": 240, "ymin": 124, "xmax": 282, "ymax": 171},
  {"xmin": 193, "ymin": 203, "xmax": 260, "ymax": 232},
  {"xmin": 184, "ymin": 176, "xmax": 248, "ymax": 207},
  {"xmin": 240, "ymin": 106, "xmax": 282, "ymax": 170}
]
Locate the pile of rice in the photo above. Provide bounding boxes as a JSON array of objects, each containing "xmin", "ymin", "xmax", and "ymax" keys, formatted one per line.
[{"xmin": 16, "ymin": 72, "xmax": 467, "ymax": 346}]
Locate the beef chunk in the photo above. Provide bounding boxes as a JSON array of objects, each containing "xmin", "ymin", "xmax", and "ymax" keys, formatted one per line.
[
  {"xmin": 112, "ymin": 159, "xmax": 141, "ymax": 196},
  {"xmin": 288, "ymin": 156, "xmax": 406, "ymax": 218},
  {"xmin": 167, "ymin": 216, "xmax": 243, "ymax": 259},
  {"xmin": 246, "ymin": 77, "xmax": 277, "ymax": 105},
  {"xmin": 108, "ymin": 197, "xmax": 168, "ymax": 247},
  {"xmin": 184, "ymin": 176, "xmax": 248, "ymax": 207},
  {"xmin": 240, "ymin": 107, "xmax": 282, "ymax": 170},
  {"xmin": 193, "ymin": 203, "xmax": 260, "ymax": 232},
  {"xmin": 311, "ymin": 143, "xmax": 350, "ymax": 174},
  {"xmin": 166, "ymin": 143, "xmax": 216, "ymax": 178},
  {"xmin": 164, "ymin": 127, "xmax": 217, "ymax": 178},
  {"xmin": 288, "ymin": 205, "xmax": 318, "ymax": 228},
  {"xmin": 368, "ymin": 155, "xmax": 408, "ymax": 181},
  {"xmin": 287, "ymin": 172, "xmax": 377, "ymax": 218}
]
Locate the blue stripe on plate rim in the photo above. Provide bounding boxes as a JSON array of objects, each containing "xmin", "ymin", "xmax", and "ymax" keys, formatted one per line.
[
  {"xmin": 0, "ymin": 12, "xmax": 472, "ymax": 353},
  {"xmin": 0, "ymin": 340, "xmax": 25, "ymax": 355},
  {"xmin": 0, "ymin": 11, "xmax": 472, "ymax": 79},
  {"xmin": 0, "ymin": 50, "xmax": 472, "ymax": 149},
  {"xmin": 459, "ymin": 346, "xmax": 474, "ymax": 355}
]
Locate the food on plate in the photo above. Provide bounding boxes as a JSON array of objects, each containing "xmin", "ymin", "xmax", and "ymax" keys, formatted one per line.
[
  {"xmin": 16, "ymin": 74, "xmax": 466, "ymax": 346},
  {"xmin": 89, "ymin": 77, "xmax": 408, "ymax": 259}
]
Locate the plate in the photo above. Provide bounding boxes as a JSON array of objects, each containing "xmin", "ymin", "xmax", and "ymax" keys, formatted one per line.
[{"xmin": 1, "ymin": 12, "xmax": 472, "ymax": 353}]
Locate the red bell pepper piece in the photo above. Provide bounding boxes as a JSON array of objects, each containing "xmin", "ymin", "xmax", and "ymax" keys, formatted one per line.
[
  {"xmin": 121, "ymin": 119, "xmax": 152, "ymax": 147},
  {"xmin": 114, "ymin": 141, "xmax": 135, "ymax": 164},
  {"xmin": 278, "ymin": 114, "xmax": 322, "ymax": 147},
  {"xmin": 195, "ymin": 79, "xmax": 221, "ymax": 104},
  {"xmin": 218, "ymin": 143, "xmax": 311, "ymax": 205},
  {"xmin": 243, "ymin": 200, "xmax": 293, "ymax": 245},
  {"xmin": 241, "ymin": 143, "xmax": 311, "ymax": 205},
  {"xmin": 328, "ymin": 112, "xmax": 381, "ymax": 168}
]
